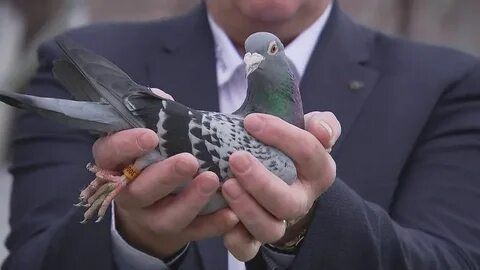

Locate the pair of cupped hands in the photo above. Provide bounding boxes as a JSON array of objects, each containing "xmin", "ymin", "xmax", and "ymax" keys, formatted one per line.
[{"xmin": 93, "ymin": 89, "xmax": 341, "ymax": 261}]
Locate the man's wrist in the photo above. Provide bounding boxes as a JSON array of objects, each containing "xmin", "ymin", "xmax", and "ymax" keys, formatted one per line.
[
  {"xmin": 115, "ymin": 203, "xmax": 189, "ymax": 259},
  {"xmin": 269, "ymin": 201, "xmax": 317, "ymax": 253}
]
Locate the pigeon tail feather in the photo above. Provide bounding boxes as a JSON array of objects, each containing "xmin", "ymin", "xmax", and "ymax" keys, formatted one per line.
[{"xmin": 0, "ymin": 91, "xmax": 129, "ymax": 133}]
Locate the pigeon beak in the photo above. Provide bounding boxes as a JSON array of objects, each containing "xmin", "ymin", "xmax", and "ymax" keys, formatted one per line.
[{"xmin": 244, "ymin": 52, "xmax": 265, "ymax": 76}]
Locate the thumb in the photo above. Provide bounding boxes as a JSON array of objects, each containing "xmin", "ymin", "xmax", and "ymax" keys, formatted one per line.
[{"xmin": 92, "ymin": 128, "xmax": 158, "ymax": 170}]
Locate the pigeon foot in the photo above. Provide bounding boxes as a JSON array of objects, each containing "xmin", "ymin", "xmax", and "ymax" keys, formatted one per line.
[{"xmin": 76, "ymin": 163, "xmax": 129, "ymax": 223}]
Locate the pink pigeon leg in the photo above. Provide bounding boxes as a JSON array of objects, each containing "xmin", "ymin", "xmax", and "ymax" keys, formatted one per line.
[{"xmin": 78, "ymin": 164, "xmax": 139, "ymax": 223}]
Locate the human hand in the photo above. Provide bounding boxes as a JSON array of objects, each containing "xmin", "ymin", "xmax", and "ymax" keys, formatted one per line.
[
  {"xmin": 222, "ymin": 111, "xmax": 341, "ymax": 261},
  {"xmin": 92, "ymin": 89, "xmax": 239, "ymax": 259}
]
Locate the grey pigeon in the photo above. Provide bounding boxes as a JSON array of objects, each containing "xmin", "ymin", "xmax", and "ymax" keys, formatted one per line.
[{"xmin": 0, "ymin": 32, "xmax": 304, "ymax": 223}]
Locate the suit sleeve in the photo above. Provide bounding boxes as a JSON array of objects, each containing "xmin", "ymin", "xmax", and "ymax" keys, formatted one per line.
[
  {"xmin": 295, "ymin": 64, "xmax": 480, "ymax": 269},
  {"xmin": 1, "ymin": 41, "xmax": 117, "ymax": 270}
]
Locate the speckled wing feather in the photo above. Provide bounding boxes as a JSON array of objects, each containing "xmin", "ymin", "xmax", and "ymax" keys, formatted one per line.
[
  {"xmin": 198, "ymin": 112, "xmax": 296, "ymax": 183},
  {"xmin": 125, "ymin": 91, "xmax": 297, "ymax": 184}
]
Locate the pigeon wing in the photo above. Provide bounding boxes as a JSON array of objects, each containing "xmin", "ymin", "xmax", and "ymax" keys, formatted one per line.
[
  {"xmin": 55, "ymin": 37, "xmax": 147, "ymax": 128},
  {"xmin": 193, "ymin": 111, "xmax": 297, "ymax": 183}
]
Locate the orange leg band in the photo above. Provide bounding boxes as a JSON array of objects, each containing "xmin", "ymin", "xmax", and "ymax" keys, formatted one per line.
[{"xmin": 122, "ymin": 164, "xmax": 140, "ymax": 182}]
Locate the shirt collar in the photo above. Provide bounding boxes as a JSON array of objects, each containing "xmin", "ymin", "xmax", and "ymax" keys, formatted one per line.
[
  {"xmin": 208, "ymin": 3, "xmax": 332, "ymax": 87},
  {"xmin": 285, "ymin": 3, "xmax": 332, "ymax": 79},
  {"xmin": 208, "ymin": 14, "xmax": 244, "ymax": 86}
]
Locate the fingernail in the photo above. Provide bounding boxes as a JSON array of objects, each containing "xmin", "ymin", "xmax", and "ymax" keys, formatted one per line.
[
  {"xmin": 318, "ymin": 120, "xmax": 333, "ymax": 138},
  {"xmin": 151, "ymin": 88, "xmax": 174, "ymax": 100},
  {"xmin": 137, "ymin": 132, "xmax": 157, "ymax": 151},
  {"xmin": 175, "ymin": 159, "xmax": 194, "ymax": 175},
  {"xmin": 245, "ymin": 115, "xmax": 265, "ymax": 133},
  {"xmin": 223, "ymin": 180, "xmax": 243, "ymax": 200},
  {"xmin": 199, "ymin": 175, "xmax": 218, "ymax": 195},
  {"xmin": 230, "ymin": 152, "xmax": 251, "ymax": 174}
]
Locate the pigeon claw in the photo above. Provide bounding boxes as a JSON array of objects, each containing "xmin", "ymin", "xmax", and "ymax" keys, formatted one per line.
[{"xmin": 77, "ymin": 164, "xmax": 128, "ymax": 223}]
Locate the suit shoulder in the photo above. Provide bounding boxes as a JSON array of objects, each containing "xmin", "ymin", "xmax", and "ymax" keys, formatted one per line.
[
  {"xmin": 37, "ymin": 3, "xmax": 199, "ymax": 60},
  {"xmin": 369, "ymin": 30, "xmax": 480, "ymax": 81},
  {"xmin": 39, "ymin": 19, "xmax": 170, "ymax": 61},
  {"xmin": 35, "ymin": 10, "xmax": 196, "ymax": 84}
]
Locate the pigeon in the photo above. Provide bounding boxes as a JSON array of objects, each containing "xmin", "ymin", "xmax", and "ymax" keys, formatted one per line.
[{"xmin": 0, "ymin": 32, "xmax": 304, "ymax": 223}]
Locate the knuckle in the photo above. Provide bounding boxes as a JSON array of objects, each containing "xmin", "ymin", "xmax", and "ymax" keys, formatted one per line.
[
  {"xmin": 238, "ymin": 250, "xmax": 256, "ymax": 262},
  {"xmin": 163, "ymin": 165, "xmax": 186, "ymax": 187},
  {"xmin": 272, "ymin": 227, "xmax": 287, "ymax": 243},
  {"xmin": 245, "ymin": 170, "xmax": 270, "ymax": 194},
  {"xmin": 213, "ymin": 209, "xmax": 239, "ymax": 232},
  {"xmin": 224, "ymin": 236, "xmax": 258, "ymax": 262},
  {"xmin": 211, "ymin": 221, "xmax": 229, "ymax": 235},
  {"xmin": 322, "ymin": 156, "xmax": 337, "ymax": 187},
  {"xmin": 265, "ymin": 117, "xmax": 290, "ymax": 139},
  {"xmin": 298, "ymin": 134, "xmax": 321, "ymax": 160},
  {"xmin": 224, "ymin": 234, "xmax": 241, "ymax": 252},
  {"xmin": 275, "ymin": 196, "xmax": 306, "ymax": 220},
  {"xmin": 127, "ymin": 187, "xmax": 150, "ymax": 206},
  {"xmin": 269, "ymin": 196, "xmax": 292, "ymax": 220},
  {"xmin": 172, "ymin": 153, "xmax": 199, "ymax": 176},
  {"xmin": 294, "ymin": 196, "xmax": 311, "ymax": 218},
  {"xmin": 262, "ymin": 223, "xmax": 286, "ymax": 243}
]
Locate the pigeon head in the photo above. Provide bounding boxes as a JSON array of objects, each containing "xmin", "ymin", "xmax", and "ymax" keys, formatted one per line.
[
  {"xmin": 243, "ymin": 32, "xmax": 287, "ymax": 77},
  {"xmin": 237, "ymin": 32, "xmax": 304, "ymax": 129}
]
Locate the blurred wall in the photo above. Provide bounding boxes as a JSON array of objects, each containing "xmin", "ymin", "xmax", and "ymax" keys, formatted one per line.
[
  {"xmin": 87, "ymin": 0, "xmax": 199, "ymax": 22},
  {"xmin": 339, "ymin": 0, "xmax": 480, "ymax": 56},
  {"xmin": 85, "ymin": 0, "xmax": 480, "ymax": 56}
]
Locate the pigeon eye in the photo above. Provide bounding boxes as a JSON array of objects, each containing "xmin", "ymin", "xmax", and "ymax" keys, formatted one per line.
[{"xmin": 267, "ymin": 41, "xmax": 278, "ymax": 55}]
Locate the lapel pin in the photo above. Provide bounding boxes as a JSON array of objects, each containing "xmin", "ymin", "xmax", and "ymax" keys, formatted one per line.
[{"xmin": 349, "ymin": 80, "xmax": 364, "ymax": 90}]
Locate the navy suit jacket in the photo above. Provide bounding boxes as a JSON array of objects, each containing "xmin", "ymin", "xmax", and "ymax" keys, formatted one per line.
[{"xmin": 3, "ymin": 2, "xmax": 480, "ymax": 270}]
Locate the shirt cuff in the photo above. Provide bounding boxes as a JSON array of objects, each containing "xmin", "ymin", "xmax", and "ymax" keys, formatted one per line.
[
  {"xmin": 261, "ymin": 245, "xmax": 295, "ymax": 269},
  {"xmin": 110, "ymin": 201, "xmax": 189, "ymax": 270}
]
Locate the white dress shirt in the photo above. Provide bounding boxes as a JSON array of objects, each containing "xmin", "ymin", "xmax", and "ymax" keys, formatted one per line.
[{"xmin": 111, "ymin": 4, "xmax": 332, "ymax": 270}]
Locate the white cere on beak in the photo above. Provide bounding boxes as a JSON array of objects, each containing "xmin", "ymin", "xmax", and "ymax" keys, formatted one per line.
[{"xmin": 244, "ymin": 52, "xmax": 265, "ymax": 76}]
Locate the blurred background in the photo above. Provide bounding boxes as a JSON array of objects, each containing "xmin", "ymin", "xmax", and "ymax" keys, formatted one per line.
[{"xmin": 0, "ymin": 0, "xmax": 479, "ymax": 262}]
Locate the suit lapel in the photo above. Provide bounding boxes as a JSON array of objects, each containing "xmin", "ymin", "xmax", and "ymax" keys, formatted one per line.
[
  {"xmin": 146, "ymin": 4, "xmax": 219, "ymax": 112},
  {"xmin": 300, "ymin": 2, "xmax": 379, "ymax": 157}
]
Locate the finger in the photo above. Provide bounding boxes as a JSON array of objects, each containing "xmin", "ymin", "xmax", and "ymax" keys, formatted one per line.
[
  {"xmin": 305, "ymin": 111, "xmax": 341, "ymax": 151},
  {"xmin": 144, "ymin": 171, "xmax": 221, "ymax": 233},
  {"xmin": 185, "ymin": 208, "xmax": 239, "ymax": 240},
  {"xmin": 116, "ymin": 153, "xmax": 199, "ymax": 208},
  {"xmin": 224, "ymin": 224, "xmax": 261, "ymax": 262},
  {"xmin": 228, "ymin": 151, "xmax": 311, "ymax": 220},
  {"xmin": 244, "ymin": 113, "xmax": 330, "ymax": 179},
  {"xmin": 150, "ymin": 88, "xmax": 174, "ymax": 100},
  {"xmin": 93, "ymin": 128, "xmax": 158, "ymax": 170},
  {"xmin": 222, "ymin": 178, "xmax": 286, "ymax": 243}
]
